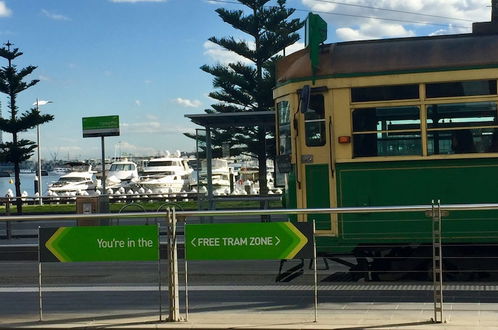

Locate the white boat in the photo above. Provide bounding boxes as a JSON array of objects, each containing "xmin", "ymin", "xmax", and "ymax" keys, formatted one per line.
[
  {"xmin": 48, "ymin": 163, "xmax": 98, "ymax": 194},
  {"xmin": 138, "ymin": 151, "xmax": 192, "ymax": 194},
  {"xmin": 190, "ymin": 158, "xmax": 232, "ymax": 195},
  {"xmin": 52, "ymin": 167, "xmax": 71, "ymax": 175},
  {"xmin": 235, "ymin": 159, "xmax": 275, "ymax": 194},
  {"xmin": 105, "ymin": 159, "xmax": 139, "ymax": 190}
]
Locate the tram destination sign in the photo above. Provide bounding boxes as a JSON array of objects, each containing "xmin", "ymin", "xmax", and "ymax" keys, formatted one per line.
[
  {"xmin": 39, "ymin": 225, "xmax": 159, "ymax": 262},
  {"xmin": 185, "ymin": 222, "xmax": 313, "ymax": 260},
  {"xmin": 82, "ymin": 115, "xmax": 120, "ymax": 138}
]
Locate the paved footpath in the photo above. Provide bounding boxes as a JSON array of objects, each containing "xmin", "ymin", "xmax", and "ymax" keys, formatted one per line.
[{"xmin": 2, "ymin": 303, "xmax": 498, "ymax": 329}]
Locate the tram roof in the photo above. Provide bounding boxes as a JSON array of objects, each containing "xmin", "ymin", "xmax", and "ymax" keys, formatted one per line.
[
  {"xmin": 276, "ymin": 31, "xmax": 498, "ymax": 84},
  {"xmin": 185, "ymin": 111, "xmax": 275, "ymax": 129}
]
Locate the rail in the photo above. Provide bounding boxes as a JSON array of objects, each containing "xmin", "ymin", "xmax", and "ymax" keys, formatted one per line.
[
  {"xmin": 3, "ymin": 202, "xmax": 498, "ymax": 324},
  {"xmin": 0, "ymin": 201, "xmax": 497, "ymax": 222}
]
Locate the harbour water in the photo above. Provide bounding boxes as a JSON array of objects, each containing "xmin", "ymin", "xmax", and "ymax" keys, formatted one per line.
[{"xmin": 0, "ymin": 173, "xmax": 61, "ymax": 197}]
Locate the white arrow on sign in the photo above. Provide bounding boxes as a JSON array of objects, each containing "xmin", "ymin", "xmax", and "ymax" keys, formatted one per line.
[
  {"xmin": 191, "ymin": 238, "xmax": 197, "ymax": 247},
  {"xmin": 274, "ymin": 236, "xmax": 280, "ymax": 245}
]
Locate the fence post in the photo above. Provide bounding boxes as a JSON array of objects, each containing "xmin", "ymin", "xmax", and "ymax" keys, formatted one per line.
[
  {"xmin": 431, "ymin": 200, "xmax": 444, "ymax": 323},
  {"xmin": 166, "ymin": 207, "xmax": 180, "ymax": 321},
  {"xmin": 5, "ymin": 197, "xmax": 11, "ymax": 239}
]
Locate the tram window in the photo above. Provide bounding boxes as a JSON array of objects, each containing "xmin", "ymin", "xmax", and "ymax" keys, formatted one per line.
[
  {"xmin": 427, "ymin": 128, "xmax": 498, "ymax": 155},
  {"xmin": 351, "ymin": 84, "xmax": 419, "ymax": 102},
  {"xmin": 305, "ymin": 94, "xmax": 326, "ymax": 147},
  {"xmin": 353, "ymin": 132, "xmax": 421, "ymax": 157},
  {"xmin": 427, "ymin": 102, "xmax": 498, "ymax": 154},
  {"xmin": 277, "ymin": 101, "xmax": 291, "ymax": 155},
  {"xmin": 427, "ymin": 102, "xmax": 497, "ymax": 129},
  {"xmin": 353, "ymin": 106, "xmax": 420, "ymax": 132},
  {"xmin": 426, "ymin": 80, "xmax": 497, "ymax": 98},
  {"xmin": 352, "ymin": 106, "xmax": 421, "ymax": 157}
]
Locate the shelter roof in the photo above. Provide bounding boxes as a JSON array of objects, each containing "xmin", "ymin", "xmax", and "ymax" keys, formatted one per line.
[{"xmin": 185, "ymin": 111, "xmax": 275, "ymax": 129}]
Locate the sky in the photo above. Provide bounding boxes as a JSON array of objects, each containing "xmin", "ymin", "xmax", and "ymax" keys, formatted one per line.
[{"xmin": 0, "ymin": 0, "xmax": 492, "ymax": 161}]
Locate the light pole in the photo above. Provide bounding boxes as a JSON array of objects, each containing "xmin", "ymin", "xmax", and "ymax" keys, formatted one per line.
[{"xmin": 33, "ymin": 99, "xmax": 52, "ymax": 205}]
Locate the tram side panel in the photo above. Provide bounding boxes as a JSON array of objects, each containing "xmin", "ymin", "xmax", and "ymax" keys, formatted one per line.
[{"xmin": 333, "ymin": 158, "xmax": 498, "ymax": 254}]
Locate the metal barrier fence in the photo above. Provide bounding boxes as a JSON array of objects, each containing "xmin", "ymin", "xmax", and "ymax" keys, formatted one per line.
[
  {"xmin": 0, "ymin": 193, "xmax": 282, "ymax": 207},
  {"xmin": 2, "ymin": 202, "xmax": 498, "ymax": 324}
]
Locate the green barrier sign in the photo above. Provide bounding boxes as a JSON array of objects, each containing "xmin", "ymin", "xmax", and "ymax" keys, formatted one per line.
[
  {"xmin": 39, "ymin": 225, "xmax": 158, "ymax": 262},
  {"xmin": 82, "ymin": 115, "xmax": 120, "ymax": 138},
  {"xmin": 185, "ymin": 222, "xmax": 313, "ymax": 260}
]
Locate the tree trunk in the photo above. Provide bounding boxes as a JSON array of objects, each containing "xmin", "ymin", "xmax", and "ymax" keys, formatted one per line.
[
  {"xmin": 258, "ymin": 126, "xmax": 270, "ymax": 222},
  {"xmin": 14, "ymin": 159, "xmax": 22, "ymax": 214},
  {"xmin": 10, "ymin": 94, "xmax": 22, "ymax": 214},
  {"xmin": 258, "ymin": 126, "xmax": 268, "ymax": 196}
]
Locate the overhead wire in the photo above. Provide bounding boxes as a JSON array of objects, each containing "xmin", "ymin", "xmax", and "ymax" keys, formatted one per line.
[
  {"xmin": 305, "ymin": 0, "xmax": 475, "ymax": 22},
  {"xmin": 208, "ymin": 0, "xmax": 473, "ymax": 29}
]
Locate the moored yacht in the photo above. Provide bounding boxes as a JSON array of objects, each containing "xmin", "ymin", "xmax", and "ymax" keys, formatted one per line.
[
  {"xmin": 138, "ymin": 151, "xmax": 192, "ymax": 194},
  {"xmin": 52, "ymin": 166, "xmax": 71, "ymax": 175},
  {"xmin": 234, "ymin": 159, "xmax": 275, "ymax": 194},
  {"xmin": 190, "ymin": 158, "xmax": 232, "ymax": 195},
  {"xmin": 105, "ymin": 159, "xmax": 139, "ymax": 190},
  {"xmin": 48, "ymin": 162, "xmax": 98, "ymax": 195}
]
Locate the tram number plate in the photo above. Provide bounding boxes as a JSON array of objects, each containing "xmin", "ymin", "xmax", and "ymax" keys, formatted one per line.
[{"xmin": 301, "ymin": 154, "xmax": 313, "ymax": 163}]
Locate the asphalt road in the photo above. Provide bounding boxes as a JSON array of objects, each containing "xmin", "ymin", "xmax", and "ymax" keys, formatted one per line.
[{"xmin": 3, "ymin": 259, "xmax": 498, "ymax": 325}]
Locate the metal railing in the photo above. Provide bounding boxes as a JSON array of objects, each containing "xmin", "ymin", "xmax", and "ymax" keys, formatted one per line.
[
  {"xmin": 2, "ymin": 202, "xmax": 498, "ymax": 324},
  {"xmin": 0, "ymin": 193, "xmax": 282, "ymax": 207}
]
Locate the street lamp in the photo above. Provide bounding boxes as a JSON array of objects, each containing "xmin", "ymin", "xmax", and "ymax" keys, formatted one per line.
[{"xmin": 33, "ymin": 99, "xmax": 52, "ymax": 205}]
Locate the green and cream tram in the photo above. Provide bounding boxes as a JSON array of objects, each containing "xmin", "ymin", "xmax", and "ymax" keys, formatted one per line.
[{"xmin": 274, "ymin": 23, "xmax": 498, "ymax": 279}]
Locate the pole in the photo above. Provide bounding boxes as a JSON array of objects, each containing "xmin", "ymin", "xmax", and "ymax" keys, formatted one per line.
[
  {"xmin": 101, "ymin": 136, "xmax": 106, "ymax": 194},
  {"xmin": 184, "ymin": 218, "xmax": 189, "ymax": 321},
  {"xmin": 38, "ymin": 226, "xmax": 43, "ymax": 321},
  {"xmin": 313, "ymin": 220, "xmax": 318, "ymax": 323},
  {"xmin": 206, "ymin": 126, "xmax": 213, "ymax": 212},
  {"xmin": 36, "ymin": 99, "xmax": 42, "ymax": 205},
  {"xmin": 157, "ymin": 223, "xmax": 162, "ymax": 322},
  {"xmin": 167, "ymin": 207, "xmax": 180, "ymax": 321}
]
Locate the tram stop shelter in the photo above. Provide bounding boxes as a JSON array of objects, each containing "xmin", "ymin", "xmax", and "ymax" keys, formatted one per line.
[{"xmin": 184, "ymin": 111, "xmax": 276, "ymax": 211}]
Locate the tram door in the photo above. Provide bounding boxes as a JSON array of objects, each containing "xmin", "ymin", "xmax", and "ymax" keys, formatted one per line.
[{"xmin": 296, "ymin": 88, "xmax": 334, "ymax": 232}]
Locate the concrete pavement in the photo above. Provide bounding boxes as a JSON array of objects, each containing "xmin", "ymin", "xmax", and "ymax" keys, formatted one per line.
[{"xmin": 1, "ymin": 299, "xmax": 498, "ymax": 329}]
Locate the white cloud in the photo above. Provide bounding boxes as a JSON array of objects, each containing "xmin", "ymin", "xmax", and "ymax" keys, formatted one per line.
[
  {"xmin": 429, "ymin": 24, "xmax": 469, "ymax": 36},
  {"xmin": 173, "ymin": 97, "xmax": 202, "ymax": 108},
  {"xmin": 203, "ymin": 40, "xmax": 253, "ymax": 65},
  {"xmin": 135, "ymin": 99, "xmax": 141, "ymax": 107},
  {"xmin": 278, "ymin": 42, "xmax": 305, "ymax": 56},
  {"xmin": 41, "ymin": 9, "xmax": 70, "ymax": 21},
  {"xmin": 122, "ymin": 121, "xmax": 161, "ymax": 133},
  {"xmin": 301, "ymin": 0, "xmax": 489, "ymax": 40},
  {"xmin": 336, "ymin": 19, "xmax": 415, "ymax": 41},
  {"xmin": 110, "ymin": 0, "xmax": 168, "ymax": 2},
  {"xmin": 38, "ymin": 75, "xmax": 52, "ymax": 81},
  {"xmin": 0, "ymin": 1, "xmax": 12, "ymax": 17},
  {"xmin": 114, "ymin": 141, "xmax": 158, "ymax": 156},
  {"xmin": 122, "ymin": 121, "xmax": 190, "ymax": 136},
  {"xmin": 145, "ymin": 114, "xmax": 159, "ymax": 121},
  {"xmin": 57, "ymin": 146, "xmax": 83, "ymax": 153}
]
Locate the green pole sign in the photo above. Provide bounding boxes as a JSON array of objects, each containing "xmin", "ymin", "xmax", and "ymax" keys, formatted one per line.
[
  {"xmin": 39, "ymin": 225, "xmax": 159, "ymax": 262},
  {"xmin": 185, "ymin": 222, "xmax": 313, "ymax": 260},
  {"xmin": 82, "ymin": 115, "xmax": 120, "ymax": 138}
]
